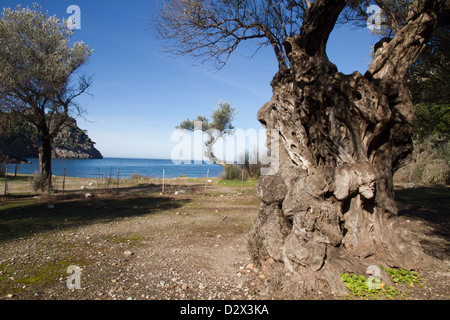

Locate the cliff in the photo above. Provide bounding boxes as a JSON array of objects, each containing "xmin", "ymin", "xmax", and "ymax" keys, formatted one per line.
[{"xmin": 0, "ymin": 116, "xmax": 103, "ymax": 163}]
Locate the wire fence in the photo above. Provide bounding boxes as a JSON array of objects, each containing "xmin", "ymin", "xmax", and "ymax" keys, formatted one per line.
[{"xmin": 0, "ymin": 167, "xmax": 227, "ymax": 197}]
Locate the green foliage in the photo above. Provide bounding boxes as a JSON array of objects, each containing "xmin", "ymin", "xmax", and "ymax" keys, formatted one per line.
[
  {"xmin": 176, "ymin": 102, "xmax": 237, "ymax": 166},
  {"xmin": 341, "ymin": 267, "xmax": 425, "ymax": 300},
  {"xmin": 410, "ymin": 135, "xmax": 450, "ymax": 185},
  {"xmin": 177, "ymin": 115, "xmax": 210, "ymax": 131},
  {"xmin": 402, "ymin": 26, "xmax": 450, "ymax": 186},
  {"xmin": 29, "ymin": 174, "xmax": 49, "ymax": 192},
  {"xmin": 413, "ymin": 103, "xmax": 450, "ymax": 141},
  {"xmin": 222, "ymin": 164, "xmax": 242, "ymax": 181},
  {"xmin": 210, "ymin": 102, "xmax": 236, "ymax": 133},
  {"xmin": 380, "ymin": 266, "xmax": 424, "ymax": 288},
  {"xmin": 0, "ymin": 4, "xmax": 92, "ymax": 102},
  {"xmin": 0, "ymin": 4, "xmax": 93, "ymax": 191},
  {"xmin": 408, "ymin": 26, "xmax": 449, "ymax": 108},
  {"xmin": 176, "ymin": 102, "xmax": 236, "ymax": 134},
  {"xmin": 341, "ymin": 273, "xmax": 401, "ymax": 300}
]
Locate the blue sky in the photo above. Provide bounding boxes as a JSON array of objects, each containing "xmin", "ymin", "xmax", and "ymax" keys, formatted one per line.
[{"xmin": 2, "ymin": 1, "xmax": 379, "ymax": 159}]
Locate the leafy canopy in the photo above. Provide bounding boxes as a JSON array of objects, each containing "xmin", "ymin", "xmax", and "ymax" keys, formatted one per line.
[
  {"xmin": 0, "ymin": 4, "xmax": 93, "ymax": 126},
  {"xmin": 176, "ymin": 101, "xmax": 236, "ymax": 134}
]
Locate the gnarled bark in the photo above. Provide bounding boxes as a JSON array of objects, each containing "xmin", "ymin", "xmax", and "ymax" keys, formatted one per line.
[{"xmin": 249, "ymin": 0, "xmax": 443, "ymax": 295}]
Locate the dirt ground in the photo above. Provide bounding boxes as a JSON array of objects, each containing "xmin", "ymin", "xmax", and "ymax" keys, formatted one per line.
[{"xmin": 0, "ymin": 181, "xmax": 449, "ymax": 301}]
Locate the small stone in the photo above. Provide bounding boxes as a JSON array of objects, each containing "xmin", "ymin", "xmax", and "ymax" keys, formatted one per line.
[
  {"xmin": 124, "ymin": 251, "xmax": 133, "ymax": 257},
  {"xmin": 259, "ymin": 287, "xmax": 269, "ymax": 296}
]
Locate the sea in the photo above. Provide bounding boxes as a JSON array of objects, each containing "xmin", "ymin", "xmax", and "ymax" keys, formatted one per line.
[{"xmin": 4, "ymin": 158, "xmax": 224, "ymax": 179}]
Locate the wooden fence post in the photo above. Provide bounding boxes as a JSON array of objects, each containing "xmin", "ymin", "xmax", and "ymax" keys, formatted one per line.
[
  {"xmin": 117, "ymin": 168, "xmax": 120, "ymax": 190},
  {"xmin": 204, "ymin": 169, "xmax": 210, "ymax": 193},
  {"xmin": 62, "ymin": 168, "xmax": 66, "ymax": 194},
  {"xmin": 162, "ymin": 169, "xmax": 165, "ymax": 194}
]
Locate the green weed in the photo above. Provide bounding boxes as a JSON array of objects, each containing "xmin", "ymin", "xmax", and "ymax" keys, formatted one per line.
[
  {"xmin": 341, "ymin": 273, "xmax": 401, "ymax": 300},
  {"xmin": 341, "ymin": 266, "xmax": 424, "ymax": 300},
  {"xmin": 380, "ymin": 266, "xmax": 424, "ymax": 289}
]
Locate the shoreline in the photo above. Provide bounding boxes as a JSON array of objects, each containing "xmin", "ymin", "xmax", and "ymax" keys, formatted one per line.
[{"xmin": 2, "ymin": 158, "xmax": 225, "ymax": 180}]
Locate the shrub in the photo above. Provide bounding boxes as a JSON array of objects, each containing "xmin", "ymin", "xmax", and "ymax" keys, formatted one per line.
[
  {"xmin": 29, "ymin": 174, "xmax": 48, "ymax": 192},
  {"xmin": 130, "ymin": 172, "xmax": 145, "ymax": 181},
  {"xmin": 238, "ymin": 149, "xmax": 265, "ymax": 179},
  {"xmin": 396, "ymin": 135, "xmax": 450, "ymax": 186},
  {"xmin": 222, "ymin": 164, "xmax": 242, "ymax": 180},
  {"xmin": 412, "ymin": 160, "xmax": 449, "ymax": 185}
]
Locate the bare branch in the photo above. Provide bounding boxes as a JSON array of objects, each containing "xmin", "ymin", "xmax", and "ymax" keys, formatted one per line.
[
  {"xmin": 299, "ymin": 0, "xmax": 347, "ymax": 56},
  {"xmin": 367, "ymin": 0, "xmax": 439, "ymax": 81},
  {"xmin": 152, "ymin": 0, "xmax": 308, "ymax": 70},
  {"xmin": 305, "ymin": 0, "xmax": 312, "ymax": 9}
]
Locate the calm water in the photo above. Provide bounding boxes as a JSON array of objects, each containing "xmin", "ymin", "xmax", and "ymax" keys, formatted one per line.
[{"xmin": 5, "ymin": 158, "xmax": 224, "ymax": 179}]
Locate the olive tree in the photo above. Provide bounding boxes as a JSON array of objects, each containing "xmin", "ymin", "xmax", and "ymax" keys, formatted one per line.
[
  {"xmin": 176, "ymin": 101, "xmax": 236, "ymax": 167},
  {"xmin": 154, "ymin": 0, "xmax": 447, "ymax": 294},
  {"xmin": 0, "ymin": 5, "xmax": 92, "ymax": 191}
]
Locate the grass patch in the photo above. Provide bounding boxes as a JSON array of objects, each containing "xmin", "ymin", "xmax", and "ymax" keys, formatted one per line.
[
  {"xmin": 0, "ymin": 258, "xmax": 87, "ymax": 296},
  {"xmin": 16, "ymin": 259, "xmax": 85, "ymax": 286},
  {"xmin": 216, "ymin": 178, "xmax": 258, "ymax": 188}
]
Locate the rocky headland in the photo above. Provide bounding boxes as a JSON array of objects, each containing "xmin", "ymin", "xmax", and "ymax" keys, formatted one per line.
[{"xmin": 0, "ymin": 117, "xmax": 102, "ymax": 163}]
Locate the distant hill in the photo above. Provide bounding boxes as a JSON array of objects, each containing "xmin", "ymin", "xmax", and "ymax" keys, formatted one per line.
[{"xmin": 0, "ymin": 116, "xmax": 103, "ymax": 163}]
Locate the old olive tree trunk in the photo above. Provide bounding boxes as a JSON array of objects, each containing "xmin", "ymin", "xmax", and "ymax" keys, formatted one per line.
[{"xmin": 249, "ymin": 1, "xmax": 441, "ymax": 295}]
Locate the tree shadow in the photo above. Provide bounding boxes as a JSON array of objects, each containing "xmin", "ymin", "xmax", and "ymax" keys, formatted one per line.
[
  {"xmin": 0, "ymin": 175, "xmax": 30, "ymax": 183},
  {"xmin": 0, "ymin": 193, "xmax": 190, "ymax": 243},
  {"xmin": 115, "ymin": 182, "xmax": 207, "ymax": 194},
  {"xmin": 396, "ymin": 186, "xmax": 450, "ymax": 260}
]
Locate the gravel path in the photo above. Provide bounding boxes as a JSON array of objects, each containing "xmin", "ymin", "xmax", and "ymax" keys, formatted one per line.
[{"xmin": 1, "ymin": 185, "xmax": 449, "ymax": 300}]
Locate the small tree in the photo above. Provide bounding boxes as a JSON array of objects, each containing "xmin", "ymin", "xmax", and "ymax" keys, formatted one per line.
[
  {"xmin": 0, "ymin": 5, "xmax": 93, "ymax": 191},
  {"xmin": 176, "ymin": 101, "xmax": 237, "ymax": 167}
]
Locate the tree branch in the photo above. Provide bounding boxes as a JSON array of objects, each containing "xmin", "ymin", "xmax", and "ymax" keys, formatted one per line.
[
  {"xmin": 153, "ymin": 0, "xmax": 309, "ymax": 71},
  {"xmin": 367, "ymin": 0, "xmax": 439, "ymax": 81},
  {"xmin": 299, "ymin": 0, "xmax": 347, "ymax": 56}
]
